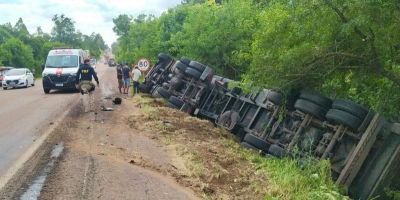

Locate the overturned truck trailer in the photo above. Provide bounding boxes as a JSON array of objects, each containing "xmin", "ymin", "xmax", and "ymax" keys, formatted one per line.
[
  {"xmin": 206, "ymin": 87, "xmax": 400, "ymax": 199},
  {"xmin": 140, "ymin": 53, "xmax": 400, "ymax": 199}
]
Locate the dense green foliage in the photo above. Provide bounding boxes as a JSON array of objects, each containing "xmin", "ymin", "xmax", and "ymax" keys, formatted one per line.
[
  {"xmin": 113, "ymin": 0, "xmax": 400, "ymax": 120},
  {"xmin": 0, "ymin": 16, "xmax": 106, "ymax": 75}
]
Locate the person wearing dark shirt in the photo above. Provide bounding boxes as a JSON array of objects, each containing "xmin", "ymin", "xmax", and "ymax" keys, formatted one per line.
[
  {"xmin": 116, "ymin": 64, "xmax": 123, "ymax": 94},
  {"xmin": 122, "ymin": 64, "xmax": 131, "ymax": 94},
  {"xmin": 76, "ymin": 59, "xmax": 99, "ymax": 94}
]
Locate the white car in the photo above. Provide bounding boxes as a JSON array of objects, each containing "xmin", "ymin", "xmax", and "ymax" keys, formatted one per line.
[{"xmin": 2, "ymin": 68, "xmax": 35, "ymax": 90}]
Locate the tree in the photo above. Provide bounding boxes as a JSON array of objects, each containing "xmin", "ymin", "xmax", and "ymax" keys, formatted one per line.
[
  {"xmin": 170, "ymin": 0, "xmax": 257, "ymax": 78},
  {"xmin": 0, "ymin": 25, "xmax": 13, "ymax": 44},
  {"xmin": 244, "ymin": 0, "xmax": 400, "ymax": 119},
  {"xmin": 14, "ymin": 18, "xmax": 29, "ymax": 35},
  {"xmin": 134, "ymin": 14, "xmax": 148, "ymax": 24},
  {"xmin": 51, "ymin": 14, "xmax": 77, "ymax": 45},
  {"xmin": 112, "ymin": 14, "xmax": 132, "ymax": 36},
  {"xmin": 0, "ymin": 16, "xmax": 106, "ymax": 75},
  {"xmin": 115, "ymin": 15, "xmax": 161, "ymax": 64},
  {"xmin": 79, "ymin": 32, "xmax": 106, "ymax": 59},
  {"xmin": 0, "ymin": 38, "xmax": 34, "ymax": 69}
]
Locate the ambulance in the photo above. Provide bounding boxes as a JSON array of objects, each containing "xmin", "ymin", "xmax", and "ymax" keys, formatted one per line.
[{"xmin": 42, "ymin": 48, "xmax": 86, "ymax": 94}]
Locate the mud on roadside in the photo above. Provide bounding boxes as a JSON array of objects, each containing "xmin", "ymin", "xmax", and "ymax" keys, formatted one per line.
[{"xmin": 129, "ymin": 95, "xmax": 269, "ymax": 199}]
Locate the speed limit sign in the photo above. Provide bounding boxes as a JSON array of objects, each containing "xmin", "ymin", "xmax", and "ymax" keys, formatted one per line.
[{"xmin": 137, "ymin": 58, "xmax": 150, "ymax": 71}]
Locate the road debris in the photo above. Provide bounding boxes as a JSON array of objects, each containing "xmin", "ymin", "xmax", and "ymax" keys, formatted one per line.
[
  {"xmin": 112, "ymin": 97, "xmax": 122, "ymax": 105},
  {"xmin": 100, "ymin": 106, "xmax": 113, "ymax": 111}
]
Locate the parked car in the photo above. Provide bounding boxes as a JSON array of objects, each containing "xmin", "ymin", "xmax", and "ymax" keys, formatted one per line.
[
  {"xmin": 2, "ymin": 68, "xmax": 35, "ymax": 90},
  {"xmin": 0, "ymin": 66, "xmax": 14, "ymax": 87},
  {"xmin": 108, "ymin": 58, "xmax": 116, "ymax": 67}
]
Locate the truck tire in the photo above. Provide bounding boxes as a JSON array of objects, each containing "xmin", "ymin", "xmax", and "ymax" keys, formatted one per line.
[
  {"xmin": 268, "ymin": 144, "xmax": 287, "ymax": 158},
  {"xmin": 267, "ymin": 91, "xmax": 283, "ymax": 105},
  {"xmin": 243, "ymin": 134, "xmax": 271, "ymax": 153},
  {"xmin": 184, "ymin": 68, "xmax": 202, "ymax": 79},
  {"xmin": 158, "ymin": 53, "xmax": 172, "ymax": 62},
  {"xmin": 299, "ymin": 90, "xmax": 332, "ymax": 109},
  {"xmin": 217, "ymin": 111, "xmax": 240, "ymax": 131},
  {"xmin": 157, "ymin": 87, "xmax": 171, "ymax": 99},
  {"xmin": 326, "ymin": 109, "xmax": 362, "ymax": 131},
  {"xmin": 43, "ymin": 88, "xmax": 50, "ymax": 94},
  {"xmin": 175, "ymin": 61, "xmax": 187, "ymax": 72},
  {"xmin": 332, "ymin": 99, "xmax": 369, "ymax": 120},
  {"xmin": 168, "ymin": 96, "xmax": 184, "ymax": 109},
  {"xmin": 188, "ymin": 61, "xmax": 206, "ymax": 72},
  {"xmin": 180, "ymin": 57, "xmax": 191, "ymax": 65},
  {"xmin": 294, "ymin": 99, "xmax": 327, "ymax": 120}
]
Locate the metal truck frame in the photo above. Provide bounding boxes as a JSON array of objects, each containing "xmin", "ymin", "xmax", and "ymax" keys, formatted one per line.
[{"xmin": 140, "ymin": 53, "xmax": 400, "ymax": 199}]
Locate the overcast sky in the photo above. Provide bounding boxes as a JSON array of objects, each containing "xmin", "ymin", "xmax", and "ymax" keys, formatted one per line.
[{"xmin": 0, "ymin": 0, "xmax": 182, "ymax": 46}]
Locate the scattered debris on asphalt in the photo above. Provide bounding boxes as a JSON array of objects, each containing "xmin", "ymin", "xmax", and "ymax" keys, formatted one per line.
[
  {"xmin": 100, "ymin": 106, "xmax": 114, "ymax": 111},
  {"xmin": 112, "ymin": 97, "xmax": 122, "ymax": 105}
]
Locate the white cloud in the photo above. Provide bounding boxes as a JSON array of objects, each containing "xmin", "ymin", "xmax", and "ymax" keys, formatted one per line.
[{"xmin": 0, "ymin": 0, "xmax": 182, "ymax": 45}]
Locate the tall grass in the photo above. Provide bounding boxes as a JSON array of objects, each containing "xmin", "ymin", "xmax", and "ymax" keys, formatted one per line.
[
  {"xmin": 223, "ymin": 139, "xmax": 347, "ymax": 200},
  {"xmin": 255, "ymin": 157, "xmax": 347, "ymax": 200}
]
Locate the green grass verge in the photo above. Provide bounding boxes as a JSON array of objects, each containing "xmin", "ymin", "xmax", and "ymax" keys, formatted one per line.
[
  {"xmin": 227, "ymin": 139, "xmax": 348, "ymax": 200},
  {"xmin": 256, "ymin": 157, "xmax": 347, "ymax": 200}
]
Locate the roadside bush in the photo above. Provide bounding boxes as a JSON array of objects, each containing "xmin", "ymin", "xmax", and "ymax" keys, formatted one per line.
[{"xmin": 113, "ymin": 0, "xmax": 400, "ymax": 121}]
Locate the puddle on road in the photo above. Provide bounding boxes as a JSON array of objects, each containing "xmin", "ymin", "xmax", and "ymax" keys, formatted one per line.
[{"xmin": 20, "ymin": 142, "xmax": 64, "ymax": 200}]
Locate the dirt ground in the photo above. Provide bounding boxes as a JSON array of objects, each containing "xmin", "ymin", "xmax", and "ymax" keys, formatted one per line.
[
  {"xmin": 33, "ymin": 66, "xmax": 268, "ymax": 199},
  {"xmin": 39, "ymin": 102, "xmax": 198, "ymax": 199},
  {"xmin": 39, "ymin": 95, "xmax": 269, "ymax": 199},
  {"xmin": 128, "ymin": 96, "xmax": 269, "ymax": 199}
]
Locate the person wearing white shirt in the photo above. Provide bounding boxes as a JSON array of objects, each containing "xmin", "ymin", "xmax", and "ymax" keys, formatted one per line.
[{"xmin": 131, "ymin": 65, "xmax": 142, "ymax": 95}]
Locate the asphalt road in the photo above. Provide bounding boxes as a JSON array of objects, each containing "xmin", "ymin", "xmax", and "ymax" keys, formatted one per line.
[{"xmin": 0, "ymin": 65, "xmax": 105, "ymax": 177}]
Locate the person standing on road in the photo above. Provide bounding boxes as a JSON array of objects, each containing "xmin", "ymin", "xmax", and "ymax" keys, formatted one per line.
[
  {"xmin": 122, "ymin": 63, "xmax": 131, "ymax": 95},
  {"xmin": 116, "ymin": 64, "xmax": 123, "ymax": 94},
  {"xmin": 131, "ymin": 64, "xmax": 142, "ymax": 95}
]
